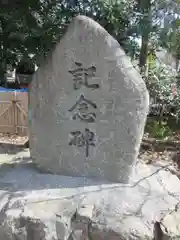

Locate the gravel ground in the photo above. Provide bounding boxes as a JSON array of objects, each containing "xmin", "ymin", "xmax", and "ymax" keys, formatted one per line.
[
  {"xmin": 139, "ymin": 150, "xmax": 173, "ymax": 164},
  {"xmin": 0, "ymin": 145, "xmax": 30, "ymax": 165}
]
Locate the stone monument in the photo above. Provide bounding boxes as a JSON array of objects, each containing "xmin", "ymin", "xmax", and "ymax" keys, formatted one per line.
[{"xmin": 29, "ymin": 15, "xmax": 149, "ymax": 183}]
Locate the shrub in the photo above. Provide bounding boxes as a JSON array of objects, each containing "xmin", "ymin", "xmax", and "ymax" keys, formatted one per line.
[
  {"xmin": 145, "ymin": 62, "xmax": 180, "ymax": 121},
  {"xmin": 145, "ymin": 118, "xmax": 173, "ymax": 139}
]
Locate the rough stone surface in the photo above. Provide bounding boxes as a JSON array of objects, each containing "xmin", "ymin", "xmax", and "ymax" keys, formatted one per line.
[
  {"xmin": 0, "ymin": 157, "xmax": 179, "ymax": 239},
  {"xmin": 29, "ymin": 15, "xmax": 149, "ymax": 183}
]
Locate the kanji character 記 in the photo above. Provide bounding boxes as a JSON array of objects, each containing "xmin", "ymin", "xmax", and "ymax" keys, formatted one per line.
[{"xmin": 68, "ymin": 62, "xmax": 100, "ymax": 90}]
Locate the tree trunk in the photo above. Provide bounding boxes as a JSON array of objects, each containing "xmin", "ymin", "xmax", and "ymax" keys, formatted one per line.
[
  {"xmin": 175, "ymin": 59, "xmax": 180, "ymax": 72},
  {"xmin": 0, "ymin": 17, "xmax": 9, "ymax": 88},
  {"xmin": 138, "ymin": 0, "xmax": 152, "ymax": 74},
  {"xmin": 139, "ymin": 33, "xmax": 149, "ymax": 70}
]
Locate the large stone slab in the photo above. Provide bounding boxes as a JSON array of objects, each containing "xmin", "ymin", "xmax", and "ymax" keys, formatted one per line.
[
  {"xmin": 0, "ymin": 159, "xmax": 179, "ymax": 239},
  {"xmin": 29, "ymin": 15, "xmax": 149, "ymax": 182}
]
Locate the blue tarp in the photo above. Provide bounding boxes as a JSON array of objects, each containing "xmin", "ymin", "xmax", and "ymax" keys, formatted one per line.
[{"xmin": 0, "ymin": 87, "xmax": 28, "ymax": 92}]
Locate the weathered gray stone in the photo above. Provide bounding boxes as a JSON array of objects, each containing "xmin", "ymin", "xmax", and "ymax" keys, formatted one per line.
[
  {"xmin": 0, "ymin": 158, "xmax": 179, "ymax": 239},
  {"xmin": 29, "ymin": 15, "xmax": 149, "ymax": 183}
]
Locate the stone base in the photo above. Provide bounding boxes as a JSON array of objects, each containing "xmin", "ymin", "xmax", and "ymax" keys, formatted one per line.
[{"xmin": 0, "ymin": 159, "xmax": 179, "ymax": 239}]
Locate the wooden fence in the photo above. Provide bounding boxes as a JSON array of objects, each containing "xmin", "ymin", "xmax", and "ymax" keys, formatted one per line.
[{"xmin": 0, "ymin": 92, "xmax": 28, "ymax": 136}]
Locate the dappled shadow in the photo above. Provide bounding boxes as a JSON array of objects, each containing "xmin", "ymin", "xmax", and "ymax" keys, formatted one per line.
[
  {"xmin": 0, "ymin": 155, "xmax": 179, "ymax": 240},
  {"xmin": 0, "ymin": 154, "xmax": 178, "ymax": 214},
  {"xmin": 0, "ymin": 156, "xmax": 113, "ymax": 192},
  {"xmin": 0, "ymin": 156, "xmax": 34, "ymax": 177},
  {"xmin": 0, "ymin": 144, "xmax": 28, "ymax": 155}
]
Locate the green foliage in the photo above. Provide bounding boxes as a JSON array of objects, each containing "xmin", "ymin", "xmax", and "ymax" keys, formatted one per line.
[
  {"xmin": 0, "ymin": 0, "xmax": 61, "ymax": 71},
  {"xmin": 0, "ymin": 0, "xmax": 179, "ymax": 66},
  {"xmin": 0, "ymin": 0, "xmax": 137, "ymax": 73},
  {"xmin": 0, "ymin": 0, "xmax": 179, "ymax": 92},
  {"xmin": 16, "ymin": 56, "xmax": 35, "ymax": 74},
  {"xmin": 145, "ymin": 118, "xmax": 173, "ymax": 139},
  {"xmin": 0, "ymin": 0, "xmax": 179, "ymax": 140},
  {"xmin": 158, "ymin": 1, "xmax": 180, "ymax": 69},
  {"xmin": 146, "ymin": 61, "xmax": 180, "ymax": 121}
]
